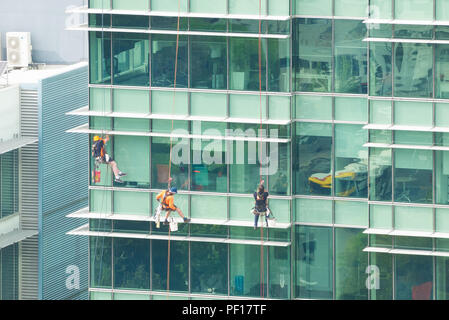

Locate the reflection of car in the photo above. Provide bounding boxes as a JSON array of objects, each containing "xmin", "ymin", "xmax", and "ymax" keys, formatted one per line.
[{"xmin": 308, "ymin": 150, "xmax": 390, "ymax": 197}]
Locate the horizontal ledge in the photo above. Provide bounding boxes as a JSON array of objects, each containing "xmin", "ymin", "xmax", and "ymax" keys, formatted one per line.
[
  {"xmin": 66, "ymin": 106, "xmax": 291, "ymax": 125},
  {"xmin": 363, "ymin": 142, "xmax": 449, "ymax": 151},
  {"xmin": 0, "ymin": 137, "xmax": 38, "ymax": 155},
  {"xmin": 66, "ymin": 207, "xmax": 291, "ymax": 229},
  {"xmin": 67, "ymin": 224, "xmax": 291, "ymax": 247},
  {"xmin": 364, "ymin": 19, "xmax": 449, "ymax": 26},
  {"xmin": 67, "ymin": 25, "xmax": 290, "ymax": 39},
  {"xmin": 0, "ymin": 229, "xmax": 39, "ymax": 249},
  {"xmin": 66, "ymin": 6, "xmax": 291, "ymax": 21},
  {"xmin": 363, "ymin": 124, "xmax": 444, "ymax": 132},
  {"xmin": 67, "ymin": 124, "xmax": 291, "ymax": 143},
  {"xmin": 364, "ymin": 37, "xmax": 449, "ymax": 44},
  {"xmin": 363, "ymin": 246, "xmax": 449, "ymax": 257},
  {"xmin": 364, "ymin": 228, "xmax": 449, "ymax": 239}
]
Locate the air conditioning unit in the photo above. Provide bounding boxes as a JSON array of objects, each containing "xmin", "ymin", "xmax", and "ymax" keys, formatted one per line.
[{"xmin": 6, "ymin": 32, "xmax": 32, "ymax": 68}]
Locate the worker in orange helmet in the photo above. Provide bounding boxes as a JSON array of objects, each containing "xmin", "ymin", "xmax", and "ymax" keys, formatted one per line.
[{"xmin": 91, "ymin": 135, "xmax": 126, "ymax": 183}]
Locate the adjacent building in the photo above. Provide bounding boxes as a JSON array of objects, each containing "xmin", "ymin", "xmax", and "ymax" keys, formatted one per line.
[
  {"xmin": 0, "ymin": 63, "xmax": 89, "ymax": 300},
  {"xmin": 67, "ymin": 0, "xmax": 449, "ymax": 300}
]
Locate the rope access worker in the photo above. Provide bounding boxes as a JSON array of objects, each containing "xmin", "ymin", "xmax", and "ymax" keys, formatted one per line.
[
  {"xmin": 156, "ymin": 186, "xmax": 191, "ymax": 225},
  {"xmin": 92, "ymin": 135, "xmax": 127, "ymax": 183},
  {"xmin": 252, "ymin": 180, "xmax": 271, "ymax": 229}
]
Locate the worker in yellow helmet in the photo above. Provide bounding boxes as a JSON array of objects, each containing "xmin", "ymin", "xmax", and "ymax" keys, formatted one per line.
[{"xmin": 91, "ymin": 135, "xmax": 126, "ymax": 183}]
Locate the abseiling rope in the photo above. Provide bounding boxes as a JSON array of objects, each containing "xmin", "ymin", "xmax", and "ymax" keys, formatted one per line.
[{"xmin": 166, "ymin": 0, "xmax": 183, "ymax": 296}]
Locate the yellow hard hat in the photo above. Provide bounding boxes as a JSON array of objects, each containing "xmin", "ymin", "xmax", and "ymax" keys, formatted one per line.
[{"xmin": 93, "ymin": 135, "xmax": 100, "ymax": 141}]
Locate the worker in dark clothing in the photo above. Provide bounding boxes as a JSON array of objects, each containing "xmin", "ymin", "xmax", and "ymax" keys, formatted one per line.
[
  {"xmin": 156, "ymin": 187, "xmax": 191, "ymax": 225},
  {"xmin": 92, "ymin": 135, "xmax": 126, "ymax": 183},
  {"xmin": 252, "ymin": 181, "xmax": 270, "ymax": 229}
]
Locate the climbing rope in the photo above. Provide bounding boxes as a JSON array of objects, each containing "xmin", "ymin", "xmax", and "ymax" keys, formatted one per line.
[{"xmin": 166, "ymin": 0, "xmax": 183, "ymax": 295}]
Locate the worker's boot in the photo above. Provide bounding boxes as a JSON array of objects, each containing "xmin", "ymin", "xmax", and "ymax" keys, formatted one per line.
[{"xmin": 183, "ymin": 217, "xmax": 191, "ymax": 223}]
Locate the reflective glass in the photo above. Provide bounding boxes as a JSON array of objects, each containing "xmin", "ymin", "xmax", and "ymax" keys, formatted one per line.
[
  {"xmin": 395, "ymin": 255, "xmax": 433, "ymax": 300},
  {"xmin": 294, "ymin": 19, "xmax": 332, "ymax": 93},
  {"xmin": 90, "ymin": 236, "xmax": 112, "ymax": 288},
  {"xmin": 191, "ymin": 242, "xmax": 228, "ymax": 295},
  {"xmin": 369, "ymin": 42, "xmax": 392, "ymax": 96},
  {"xmin": 436, "ymin": 151, "xmax": 449, "ymax": 205},
  {"xmin": 369, "ymin": 148, "xmax": 392, "ymax": 201},
  {"xmin": 334, "ymin": 20, "xmax": 367, "ymax": 94},
  {"xmin": 436, "ymin": 257, "xmax": 449, "ymax": 300},
  {"xmin": 268, "ymin": 38, "xmax": 290, "ymax": 92},
  {"xmin": 436, "ymin": 45, "xmax": 449, "ymax": 99},
  {"xmin": 114, "ymin": 238, "xmax": 150, "ymax": 290},
  {"xmin": 151, "ymin": 16, "xmax": 188, "ymax": 31},
  {"xmin": 395, "ymin": 0, "xmax": 434, "ymax": 20},
  {"xmin": 230, "ymin": 37, "xmax": 267, "ymax": 91},
  {"xmin": 335, "ymin": 228, "xmax": 368, "ymax": 300},
  {"xmin": 89, "ymin": 14, "xmax": 111, "ymax": 27},
  {"xmin": 394, "ymin": 43, "xmax": 433, "ymax": 98},
  {"xmin": 335, "ymin": 124, "xmax": 368, "ymax": 198},
  {"xmin": 295, "ymin": 0, "xmax": 332, "ymax": 16},
  {"xmin": 394, "ymin": 25, "xmax": 433, "ymax": 39},
  {"xmin": 296, "ymin": 122, "xmax": 332, "ymax": 196},
  {"xmin": 189, "ymin": 18, "xmax": 227, "ymax": 32},
  {"xmin": 368, "ymin": 252, "xmax": 393, "ymax": 300},
  {"xmin": 151, "ymin": 35, "xmax": 188, "ymax": 88},
  {"xmin": 112, "ymin": 33, "xmax": 149, "ymax": 86},
  {"xmin": 394, "ymin": 149, "xmax": 433, "ymax": 204},
  {"xmin": 112, "ymin": 15, "xmax": 149, "ymax": 29},
  {"xmin": 296, "ymin": 226, "xmax": 333, "ymax": 299},
  {"xmin": 89, "ymin": 31, "xmax": 111, "ymax": 85},
  {"xmin": 269, "ymin": 246, "xmax": 291, "ymax": 299},
  {"xmin": 190, "ymin": 36, "xmax": 227, "ymax": 90},
  {"xmin": 152, "ymin": 240, "xmax": 189, "ymax": 292},
  {"xmin": 112, "ymin": 0, "xmax": 149, "ymax": 10}
]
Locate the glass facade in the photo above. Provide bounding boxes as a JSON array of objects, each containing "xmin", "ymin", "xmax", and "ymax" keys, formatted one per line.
[
  {"xmin": 82, "ymin": 0, "xmax": 449, "ymax": 300},
  {"xmin": 0, "ymin": 150, "xmax": 19, "ymax": 219}
]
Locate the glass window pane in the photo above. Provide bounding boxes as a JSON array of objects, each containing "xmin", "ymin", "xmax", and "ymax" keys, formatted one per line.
[
  {"xmin": 90, "ymin": 87, "xmax": 111, "ymax": 112},
  {"xmin": 90, "ymin": 189, "xmax": 112, "ymax": 213},
  {"xmin": 229, "ymin": 197, "xmax": 253, "ymax": 222},
  {"xmin": 191, "ymin": 242, "xmax": 228, "ymax": 295},
  {"xmin": 369, "ymin": 0, "xmax": 392, "ymax": 19},
  {"xmin": 268, "ymin": 38, "xmax": 290, "ymax": 92},
  {"xmin": 370, "ymin": 204, "xmax": 392, "ymax": 229},
  {"xmin": 151, "ymin": 0, "xmax": 188, "ymax": 12},
  {"xmin": 295, "ymin": 198, "xmax": 333, "ymax": 224},
  {"xmin": 191, "ymin": 195, "xmax": 227, "ymax": 220},
  {"xmin": 270, "ymin": 142, "xmax": 291, "ymax": 196},
  {"xmin": 436, "ymin": 0, "xmax": 449, "ymax": 21},
  {"xmin": 191, "ymin": 139, "xmax": 228, "ymax": 193},
  {"xmin": 335, "ymin": 201, "xmax": 368, "ymax": 227},
  {"xmin": 395, "ymin": 0, "xmax": 434, "ymax": 20},
  {"xmin": 335, "ymin": 124, "xmax": 368, "ymax": 198},
  {"xmin": 335, "ymin": 228, "xmax": 368, "ymax": 300},
  {"xmin": 394, "ymin": 25, "xmax": 433, "ymax": 40},
  {"xmin": 394, "ymin": 131, "xmax": 432, "ymax": 146},
  {"xmin": 191, "ymin": 36, "xmax": 226, "ymax": 90},
  {"xmin": 230, "ymin": 38, "xmax": 266, "ymax": 91},
  {"xmin": 294, "ymin": 19, "xmax": 332, "ymax": 93},
  {"xmin": 369, "ymin": 148, "xmax": 392, "ymax": 201},
  {"xmin": 269, "ymin": 246, "xmax": 290, "ymax": 299},
  {"xmin": 436, "ymin": 208, "xmax": 449, "ymax": 233},
  {"xmin": 335, "ymin": 97, "xmax": 367, "ymax": 122},
  {"xmin": 114, "ymin": 293, "xmax": 150, "ymax": 300},
  {"xmin": 229, "ymin": 0, "xmax": 267, "ymax": 15},
  {"xmin": 89, "ymin": 31, "xmax": 111, "ymax": 85},
  {"xmin": 369, "ymin": 252, "xmax": 393, "ymax": 300},
  {"xmin": 89, "ymin": 0, "xmax": 110, "ymax": 9},
  {"xmin": 394, "ymin": 149, "xmax": 432, "ymax": 204},
  {"xmin": 90, "ymin": 236, "xmax": 112, "ymax": 288},
  {"xmin": 113, "ymin": 191, "xmax": 150, "ymax": 216},
  {"xmin": 395, "ymin": 255, "xmax": 433, "ymax": 300},
  {"xmin": 89, "ymin": 13, "xmax": 111, "ymax": 28},
  {"xmin": 230, "ymin": 244, "xmax": 267, "ymax": 298},
  {"xmin": 436, "ymin": 257, "xmax": 449, "ymax": 300},
  {"xmin": 190, "ymin": 0, "xmax": 226, "ymax": 14},
  {"xmin": 112, "ymin": 0, "xmax": 149, "ymax": 10},
  {"xmin": 90, "ymin": 291, "xmax": 112, "ymax": 300},
  {"xmin": 295, "ymin": 95, "xmax": 332, "ymax": 120},
  {"xmin": 113, "ymin": 118, "xmax": 150, "ymax": 132},
  {"xmin": 394, "ymin": 43, "xmax": 433, "ymax": 98},
  {"xmin": 112, "ymin": 14, "xmax": 149, "ymax": 29},
  {"xmin": 229, "ymin": 94, "xmax": 267, "ymax": 119},
  {"xmin": 190, "ymin": 92, "xmax": 227, "ymax": 118},
  {"xmin": 113, "ymin": 220, "xmax": 150, "ymax": 234},
  {"xmin": 113, "ymin": 238, "xmax": 149, "ymax": 290},
  {"xmin": 369, "ymin": 129, "xmax": 392, "ymax": 144},
  {"xmin": 436, "ymin": 103, "xmax": 449, "ymax": 127},
  {"xmin": 296, "ymin": 122, "xmax": 332, "ymax": 196},
  {"xmin": 268, "ymin": 95, "xmax": 290, "ymax": 120},
  {"xmin": 295, "ymin": 226, "xmax": 333, "ymax": 299},
  {"xmin": 394, "ymin": 101, "xmax": 432, "ymax": 126},
  {"xmin": 394, "ymin": 206, "xmax": 433, "ymax": 232},
  {"xmin": 151, "ymin": 90, "xmax": 188, "ymax": 115},
  {"xmin": 370, "ymin": 100, "xmax": 391, "ymax": 125},
  {"xmin": 113, "ymin": 88, "xmax": 149, "ymax": 113},
  {"xmin": 436, "ymin": 151, "xmax": 449, "ymax": 205},
  {"xmin": 151, "ymin": 35, "xmax": 188, "ymax": 88},
  {"xmin": 151, "ymin": 137, "xmax": 189, "ymax": 190},
  {"xmin": 295, "ymin": 0, "xmax": 332, "ymax": 16},
  {"xmin": 268, "ymin": 0, "xmax": 289, "ymax": 16},
  {"xmin": 436, "ymin": 45, "xmax": 449, "ymax": 99},
  {"xmin": 112, "ymin": 33, "xmax": 149, "ymax": 87},
  {"xmin": 114, "ymin": 136, "xmax": 150, "ymax": 188},
  {"xmin": 334, "ymin": 0, "xmax": 368, "ymax": 17},
  {"xmin": 190, "ymin": 18, "xmax": 227, "ymax": 32},
  {"xmin": 369, "ymin": 42, "xmax": 392, "ymax": 96},
  {"xmin": 152, "ymin": 240, "xmax": 189, "ymax": 292},
  {"xmin": 334, "ymin": 20, "xmax": 367, "ymax": 94},
  {"xmin": 151, "ymin": 16, "xmax": 188, "ymax": 31}
]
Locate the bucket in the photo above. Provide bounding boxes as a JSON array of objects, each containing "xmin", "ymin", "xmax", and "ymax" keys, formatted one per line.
[
  {"xmin": 169, "ymin": 218, "xmax": 178, "ymax": 232},
  {"xmin": 94, "ymin": 170, "xmax": 101, "ymax": 183}
]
